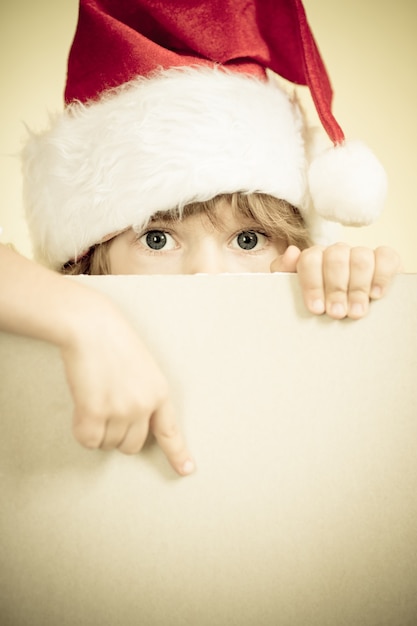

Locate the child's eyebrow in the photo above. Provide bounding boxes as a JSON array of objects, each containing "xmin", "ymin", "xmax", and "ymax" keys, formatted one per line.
[
  {"xmin": 134, "ymin": 218, "xmax": 176, "ymax": 231},
  {"xmin": 148, "ymin": 219, "xmax": 173, "ymax": 227},
  {"xmin": 135, "ymin": 214, "xmax": 268, "ymax": 233}
]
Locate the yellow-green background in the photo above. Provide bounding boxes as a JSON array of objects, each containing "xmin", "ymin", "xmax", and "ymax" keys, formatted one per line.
[{"xmin": 1, "ymin": 0, "xmax": 416, "ymax": 270}]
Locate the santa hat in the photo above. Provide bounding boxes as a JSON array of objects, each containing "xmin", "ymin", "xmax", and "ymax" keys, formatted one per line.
[{"xmin": 22, "ymin": 0, "xmax": 387, "ymax": 269}]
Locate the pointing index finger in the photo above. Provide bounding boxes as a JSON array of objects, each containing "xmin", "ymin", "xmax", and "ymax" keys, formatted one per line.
[{"xmin": 151, "ymin": 399, "xmax": 195, "ymax": 476}]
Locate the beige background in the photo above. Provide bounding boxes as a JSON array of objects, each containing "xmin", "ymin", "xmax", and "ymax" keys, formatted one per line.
[{"xmin": 1, "ymin": 0, "xmax": 417, "ymax": 269}]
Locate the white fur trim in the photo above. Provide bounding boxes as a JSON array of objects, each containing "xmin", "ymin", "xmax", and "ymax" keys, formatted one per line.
[
  {"xmin": 308, "ymin": 140, "xmax": 387, "ymax": 225},
  {"xmin": 22, "ymin": 67, "xmax": 308, "ymax": 268}
]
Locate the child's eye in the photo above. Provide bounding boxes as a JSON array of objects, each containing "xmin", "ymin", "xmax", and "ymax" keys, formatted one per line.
[
  {"xmin": 139, "ymin": 230, "xmax": 176, "ymax": 251},
  {"xmin": 232, "ymin": 231, "xmax": 267, "ymax": 251}
]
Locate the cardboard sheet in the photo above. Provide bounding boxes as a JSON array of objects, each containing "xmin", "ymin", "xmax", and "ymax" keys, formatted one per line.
[{"xmin": 0, "ymin": 273, "xmax": 416, "ymax": 626}]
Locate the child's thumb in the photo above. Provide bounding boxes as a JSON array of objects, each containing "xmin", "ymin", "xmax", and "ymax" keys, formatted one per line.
[{"xmin": 270, "ymin": 245, "xmax": 301, "ymax": 273}]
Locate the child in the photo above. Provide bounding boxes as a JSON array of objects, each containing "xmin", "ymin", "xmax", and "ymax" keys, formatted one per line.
[
  {"xmin": 1, "ymin": 0, "xmax": 401, "ymax": 474},
  {"xmin": 60, "ymin": 191, "xmax": 399, "ymax": 320}
]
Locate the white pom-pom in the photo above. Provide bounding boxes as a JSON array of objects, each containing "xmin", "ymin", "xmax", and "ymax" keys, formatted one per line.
[{"xmin": 308, "ymin": 140, "xmax": 387, "ymax": 226}]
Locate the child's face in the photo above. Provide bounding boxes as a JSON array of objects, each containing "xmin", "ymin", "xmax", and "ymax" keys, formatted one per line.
[{"xmin": 107, "ymin": 198, "xmax": 286, "ymax": 274}]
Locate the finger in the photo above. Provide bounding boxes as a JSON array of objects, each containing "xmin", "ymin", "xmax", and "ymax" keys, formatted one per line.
[
  {"xmin": 72, "ymin": 411, "xmax": 105, "ymax": 449},
  {"xmin": 370, "ymin": 246, "xmax": 402, "ymax": 299},
  {"xmin": 100, "ymin": 417, "xmax": 130, "ymax": 451},
  {"xmin": 151, "ymin": 399, "xmax": 195, "ymax": 477},
  {"xmin": 117, "ymin": 420, "xmax": 150, "ymax": 455},
  {"xmin": 346, "ymin": 247, "xmax": 375, "ymax": 319},
  {"xmin": 322, "ymin": 243, "xmax": 351, "ymax": 319},
  {"xmin": 296, "ymin": 246, "xmax": 326, "ymax": 315},
  {"xmin": 270, "ymin": 245, "xmax": 301, "ymax": 273}
]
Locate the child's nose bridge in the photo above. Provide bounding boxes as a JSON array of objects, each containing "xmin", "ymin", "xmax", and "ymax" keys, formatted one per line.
[{"xmin": 185, "ymin": 240, "xmax": 226, "ymax": 274}]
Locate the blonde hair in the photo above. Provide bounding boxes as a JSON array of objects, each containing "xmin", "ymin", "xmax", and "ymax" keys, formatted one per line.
[{"xmin": 61, "ymin": 193, "xmax": 311, "ymax": 275}]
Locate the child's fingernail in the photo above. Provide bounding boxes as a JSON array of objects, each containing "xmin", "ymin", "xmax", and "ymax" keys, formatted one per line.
[
  {"xmin": 181, "ymin": 460, "xmax": 195, "ymax": 476},
  {"xmin": 330, "ymin": 303, "xmax": 346, "ymax": 318},
  {"xmin": 350, "ymin": 303, "xmax": 364, "ymax": 318},
  {"xmin": 310, "ymin": 299, "xmax": 324, "ymax": 314},
  {"xmin": 371, "ymin": 286, "xmax": 382, "ymax": 299}
]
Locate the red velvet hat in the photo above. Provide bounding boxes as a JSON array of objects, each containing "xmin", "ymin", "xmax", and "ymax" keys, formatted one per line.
[
  {"xmin": 22, "ymin": 0, "xmax": 387, "ymax": 268},
  {"xmin": 64, "ymin": 0, "xmax": 344, "ymax": 143}
]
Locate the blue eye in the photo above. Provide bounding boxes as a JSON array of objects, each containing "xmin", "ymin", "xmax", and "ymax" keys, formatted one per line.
[
  {"xmin": 237, "ymin": 231, "xmax": 259, "ymax": 250},
  {"xmin": 140, "ymin": 230, "xmax": 177, "ymax": 251},
  {"xmin": 145, "ymin": 231, "xmax": 166, "ymax": 250},
  {"xmin": 138, "ymin": 229, "xmax": 177, "ymax": 252}
]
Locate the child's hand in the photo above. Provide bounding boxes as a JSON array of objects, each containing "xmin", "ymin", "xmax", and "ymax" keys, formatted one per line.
[
  {"xmin": 60, "ymin": 301, "xmax": 195, "ymax": 476},
  {"xmin": 0, "ymin": 245, "xmax": 194, "ymax": 476},
  {"xmin": 271, "ymin": 244, "xmax": 401, "ymax": 319}
]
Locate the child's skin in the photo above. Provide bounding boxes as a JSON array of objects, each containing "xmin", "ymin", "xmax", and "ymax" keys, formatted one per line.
[
  {"xmin": 0, "ymin": 244, "xmax": 194, "ymax": 476},
  {"xmin": 274, "ymin": 244, "xmax": 399, "ymax": 320},
  {"xmin": 0, "ymin": 200, "xmax": 400, "ymax": 475},
  {"xmin": 109, "ymin": 198, "xmax": 400, "ymax": 320}
]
